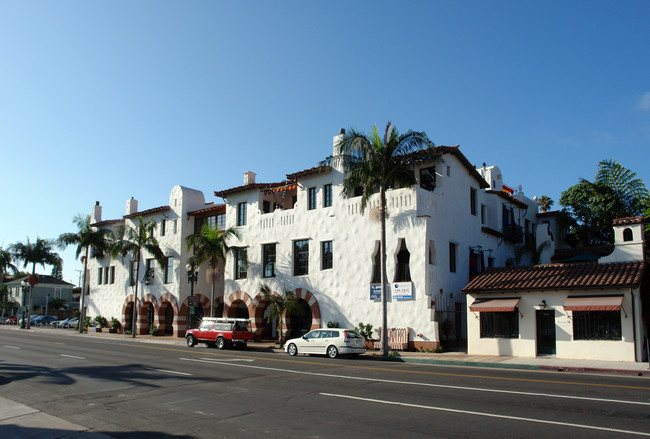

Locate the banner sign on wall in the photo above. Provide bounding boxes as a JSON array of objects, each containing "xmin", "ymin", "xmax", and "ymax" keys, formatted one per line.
[
  {"xmin": 370, "ymin": 284, "xmax": 382, "ymax": 300},
  {"xmin": 392, "ymin": 282, "xmax": 413, "ymax": 300}
]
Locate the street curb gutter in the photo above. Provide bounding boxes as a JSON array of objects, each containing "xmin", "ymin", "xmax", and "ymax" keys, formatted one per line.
[{"xmin": 537, "ymin": 365, "xmax": 650, "ymax": 377}]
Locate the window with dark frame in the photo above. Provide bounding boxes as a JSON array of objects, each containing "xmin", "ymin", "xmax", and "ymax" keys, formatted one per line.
[
  {"xmin": 237, "ymin": 202, "xmax": 247, "ymax": 226},
  {"xmin": 262, "ymin": 243, "xmax": 276, "ymax": 278},
  {"xmin": 216, "ymin": 213, "xmax": 225, "ymax": 229},
  {"xmin": 164, "ymin": 257, "xmax": 173, "ymax": 284},
  {"xmin": 109, "ymin": 266, "xmax": 115, "ymax": 284},
  {"xmin": 572, "ymin": 310, "xmax": 621, "ymax": 340},
  {"xmin": 97, "ymin": 267, "xmax": 103, "ymax": 285},
  {"xmin": 481, "ymin": 204, "xmax": 486, "ymax": 225},
  {"xmin": 394, "ymin": 240, "xmax": 411, "ymax": 282},
  {"xmin": 234, "ymin": 247, "xmax": 248, "ymax": 279},
  {"xmin": 321, "ymin": 241, "xmax": 333, "ymax": 270},
  {"xmin": 293, "ymin": 240, "xmax": 309, "ymax": 276},
  {"xmin": 103, "ymin": 266, "xmax": 109, "ymax": 284},
  {"xmin": 470, "ymin": 188, "xmax": 477, "ymax": 216},
  {"xmin": 480, "ymin": 311, "xmax": 519, "ymax": 338},
  {"xmin": 161, "ymin": 219, "xmax": 166, "ymax": 236},
  {"xmin": 323, "ymin": 184, "xmax": 332, "ymax": 207},
  {"xmin": 449, "ymin": 242, "xmax": 457, "ymax": 273},
  {"xmin": 308, "ymin": 187, "xmax": 317, "ymax": 210},
  {"xmin": 420, "ymin": 166, "xmax": 436, "ymax": 191}
]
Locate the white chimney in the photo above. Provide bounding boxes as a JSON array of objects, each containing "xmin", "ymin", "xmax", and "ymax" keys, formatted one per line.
[
  {"xmin": 333, "ymin": 128, "xmax": 345, "ymax": 156},
  {"xmin": 244, "ymin": 171, "xmax": 256, "ymax": 185},
  {"xmin": 126, "ymin": 197, "xmax": 138, "ymax": 216},
  {"xmin": 91, "ymin": 201, "xmax": 102, "ymax": 224}
]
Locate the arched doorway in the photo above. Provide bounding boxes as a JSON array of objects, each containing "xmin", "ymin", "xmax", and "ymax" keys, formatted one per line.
[
  {"xmin": 145, "ymin": 303, "xmax": 155, "ymax": 331},
  {"xmin": 215, "ymin": 303, "xmax": 224, "ymax": 318},
  {"xmin": 161, "ymin": 302, "xmax": 174, "ymax": 335},
  {"xmin": 261, "ymin": 302, "xmax": 275, "ymax": 340},
  {"xmin": 286, "ymin": 299, "xmax": 312, "ymax": 338},
  {"xmin": 124, "ymin": 302, "xmax": 134, "ymax": 333},
  {"xmin": 227, "ymin": 300, "xmax": 250, "ymax": 319},
  {"xmin": 189, "ymin": 305, "xmax": 204, "ymax": 329}
]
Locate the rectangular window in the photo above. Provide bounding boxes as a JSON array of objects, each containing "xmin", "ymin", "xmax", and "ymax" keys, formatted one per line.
[
  {"xmin": 480, "ymin": 311, "xmax": 519, "ymax": 338},
  {"xmin": 323, "ymin": 184, "xmax": 332, "ymax": 207},
  {"xmin": 97, "ymin": 267, "xmax": 103, "ymax": 285},
  {"xmin": 164, "ymin": 257, "xmax": 173, "ymax": 284},
  {"xmin": 488, "ymin": 257, "xmax": 495, "ymax": 268},
  {"xmin": 262, "ymin": 243, "xmax": 276, "ymax": 278},
  {"xmin": 173, "ymin": 219, "xmax": 177, "ymax": 234},
  {"xmin": 109, "ymin": 266, "xmax": 115, "ymax": 284},
  {"xmin": 161, "ymin": 219, "xmax": 166, "ymax": 236},
  {"xmin": 237, "ymin": 202, "xmax": 247, "ymax": 226},
  {"xmin": 481, "ymin": 204, "xmax": 486, "ymax": 225},
  {"xmin": 206, "ymin": 216, "xmax": 216, "ymax": 228},
  {"xmin": 145, "ymin": 258, "xmax": 154, "ymax": 283},
  {"xmin": 470, "ymin": 188, "xmax": 477, "ymax": 216},
  {"xmin": 321, "ymin": 241, "xmax": 333, "ymax": 270},
  {"xmin": 449, "ymin": 243, "xmax": 457, "ymax": 273},
  {"xmin": 216, "ymin": 213, "xmax": 225, "ymax": 229},
  {"xmin": 293, "ymin": 239, "xmax": 309, "ymax": 276},
  {"xmin": 263, "ymin": 200, "xmax": 271, "ymax": 214},
  {"xmin": 573, "ymin": 311, "xmax": 622, "ymax": 340},
  {"xmin": 104, "ymin": 266, "xmax": 109, "ymax": 284},
  {"xmin": 235, "ymin": 247, "xmax": 248, "ymax": 279},
  {"xmin": 308, "ymin": 187, "xmax": 317, "ymax": 210},
  {"xmin": 54, "ymin": 288, "xmax": 62, "ymax": 299}
]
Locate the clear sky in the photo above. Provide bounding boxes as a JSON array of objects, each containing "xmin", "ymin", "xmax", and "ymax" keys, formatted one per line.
[{"xmin": 2, "ymin": 1, "xmax": 649, "ymax": 285}]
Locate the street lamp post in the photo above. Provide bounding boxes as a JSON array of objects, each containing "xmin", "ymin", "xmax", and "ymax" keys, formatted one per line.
[
  {"xmin": 186, "ymin": 263, "xmax": 200, "ymax": 333},
  {"xmin": 20, "ymin": 281, "xmax": 27, "ymax": 329}
]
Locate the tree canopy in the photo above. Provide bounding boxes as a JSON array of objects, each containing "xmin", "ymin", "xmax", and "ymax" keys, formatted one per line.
[{"xmin": 559, "ymin": 160, "xmax": 649, "ymax": 246}]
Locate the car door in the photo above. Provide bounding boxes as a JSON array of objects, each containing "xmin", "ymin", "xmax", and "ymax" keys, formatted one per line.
[{"xmin": 300, "ymin": 330, "xmax": 321, "ymax": 354}]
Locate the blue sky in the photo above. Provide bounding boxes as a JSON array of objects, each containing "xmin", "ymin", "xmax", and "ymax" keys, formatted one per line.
[{"xmin": 2, "ymin": 1, "xmax": 649, "ymax": 285}]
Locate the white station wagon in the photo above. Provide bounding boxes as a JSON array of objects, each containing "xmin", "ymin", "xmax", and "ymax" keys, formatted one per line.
[{"xmin": 284, "ymin": 328, "xmax": 366, "ymax": 358}]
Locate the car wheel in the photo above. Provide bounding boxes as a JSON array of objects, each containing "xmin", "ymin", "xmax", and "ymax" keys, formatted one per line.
[
  {"xmin": 327, "ymin": 345, "xmax": 338, "ymax": 359},
  {"xmin": 186, "ymin": 335, "xmax": 196, "ymax": 347},
  {"xmin": 216, "ymin": 337, "xmax": 225, "ymax": 349},
  {"xmin": 287, "ymin": 343, "xmax": 298, "ymax": 356}
]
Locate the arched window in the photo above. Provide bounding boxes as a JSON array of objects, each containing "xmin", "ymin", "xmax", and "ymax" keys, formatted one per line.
[
  {"xmin": 428, "ymin": 240, "xmax": 437, "ymax": 265},
  {"xmin": 623, "ymin": 228, "xmax": 633, "ymax": 242},
  {"xmin": 394, "ymin": 239, "xmax": 411, "ymax": 282}
]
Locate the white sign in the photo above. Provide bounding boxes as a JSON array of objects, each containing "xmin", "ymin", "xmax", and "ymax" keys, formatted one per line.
[{"xmin": 392, "ymin": 282, "xmax": 413, "ymax": 300}]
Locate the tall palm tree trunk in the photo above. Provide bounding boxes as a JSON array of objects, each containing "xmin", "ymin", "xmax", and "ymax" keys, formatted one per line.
[
  {"xmin": 380, "ymin": 187, "xmax": 389, "ymax": 356},
  {"xmin": 132, "ymin": 251, "xmax": 140, "ymax": 338},
  {"xmin": 79, "ymin": 247, "xmax": 89, "ymax": 333},
  {"xmin": 26, "ymin": 263, "xmax": 36, "ymax": 329},
  {"xmin": 210, "ymin": 280, "xmax": 215, "ymax": 317}
]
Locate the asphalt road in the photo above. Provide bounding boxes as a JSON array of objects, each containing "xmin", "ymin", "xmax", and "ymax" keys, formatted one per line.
[{"xmin": 1, "ymin": 328, "xmax": 649, "ymax": 438}]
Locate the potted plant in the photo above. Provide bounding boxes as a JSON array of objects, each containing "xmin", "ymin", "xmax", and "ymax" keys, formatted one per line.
[
  {"xmin": 356, "ymin": 322, "xmax": 376, "ymax": 350},
  {"xmin": 94, "ymin": 315, "xmax": 107, "ymax": 332},
  {"xmin": 83, "ymin": 316, "xmax": 92, "ymax": 333},
  {"xmin": 148, "ymin": 324, "xmax": 159, "ymax": 336},
  {"xmin": 110, "ymin": 317, "xmax": 122, "ymax": 334}
]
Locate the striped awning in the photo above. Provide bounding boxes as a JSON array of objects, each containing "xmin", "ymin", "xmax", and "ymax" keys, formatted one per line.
[
  {"xmin": 562, "ymin": 296, "xmax": 623, "ymax": 312},
  {"xmin": 469, "ymin": 298, "xmax": 520, "ymax": 312}
]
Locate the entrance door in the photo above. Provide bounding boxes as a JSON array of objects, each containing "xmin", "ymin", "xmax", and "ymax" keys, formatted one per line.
[{"xmin": 536, "ymin": 309, "xmax": 556, "ymax": 356}]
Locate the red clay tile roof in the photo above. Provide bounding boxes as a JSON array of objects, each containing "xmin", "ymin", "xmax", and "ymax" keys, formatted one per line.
[
  {"xmin": 286, "ymin": 166, "xmax": 331, "ymax": 180},
  {"xmin": 551, "ymin": 245, "xmax": 614, "ymax": 262},
  {"xmin": 91, "ymin": 219, "xmax": 124, "ymax": 228},
  {"xmin": 124, "ymin": 205, "xmax": 171, "ymax": 219},
  {"xmin": 613, "ymin": 216, "xmax": 644, "ymax": 226},
  {"xmin": 214, "ymin": 182, "xmax": 286, "ymax": 198},
  {"xmin": 462, "ymin": 261, "xmax": 644, "ymax": 294},
  {"xmin": 188, "ymin": 204, "xmax": 226, "ymax": 216},
  {"xmin": 485, "ymin": 190, "xmax": 529, "ymax": 209},
  {"xmin": 436, "ymin": 146, "xmax": 490, "ymax": 189}
]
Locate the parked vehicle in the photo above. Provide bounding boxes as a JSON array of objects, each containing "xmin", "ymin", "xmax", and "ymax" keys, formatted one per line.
[
  {"xmin": 284, "ymin": 328, "xmax": 366, "ymax": 358},
  {"xmin": 185, "ymin": 317, "xmax": 253, "ymax": 349},
  {"xmin": 62, "ymin": 318, "xmax": 79, "ymax": 328},
  {"xmin": 33, "ymin": 315, "xmax": 58, "ymax": 326},
  {"xmin": 55, "ymin": 317, "xmax": 76, "ymax": 328},
  {"xmin": 2, "ymin": 316, "xmax": 17, "ymax": 324},
  {"xmin": 19, "ymin": 315, "xmax": 41, "ymax": 326}
]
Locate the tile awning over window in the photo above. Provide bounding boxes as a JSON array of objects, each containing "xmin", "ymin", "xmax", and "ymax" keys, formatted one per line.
[
  {"xmin": 562, "ymin": 296, "xmax": 623, "ymax": 311},
  {"xmin": 469, "ymin": 298, "xmax": 520, "ymax": 312}
]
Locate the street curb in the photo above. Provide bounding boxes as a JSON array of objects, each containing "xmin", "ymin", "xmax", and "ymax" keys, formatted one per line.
[{"xmin": 537, "ymin": 365, "xmax": 650, "ymax": 377}]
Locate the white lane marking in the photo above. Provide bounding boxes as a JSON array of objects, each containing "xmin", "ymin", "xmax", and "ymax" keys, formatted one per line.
[
  {"xmin": 60, "ymin": 354, "xmax": 85, "ymax": 359},
  {"xmin": 179, "ymin": 357, "xmax": 650, "ymax": 407},
  {"xmin": 199, "ymin": 357, "xmax": 254, "ymax": 363},
  {"xmin": 4, "ymin": 345, "xmax": 21, "ymax": 349},
  {"xmin": 321, "ymin": 393, "xmax": 650, "ymax": 437},
  {"xmin": 146, "ymin": 367, "xmax": 191, "ymax": 376}
]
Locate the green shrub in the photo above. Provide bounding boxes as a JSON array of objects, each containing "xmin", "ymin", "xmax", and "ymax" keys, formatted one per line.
[
  {"xmin": 355, "ymin": 322, "xmax": 374, "ymax": 340},
  {"xmin": 327, "ymin": 321, "xmax": 340, "ymax": 328},
  {"xmin": 94, "ymin": 315, "xmax": 107, "ymax": 328},
  {"xmin": 148, "ymin": 324, "xmax": 159, "ymax": 336},
  {"xmin": 110, "ymin": 317, "xmax": 122, "ymax": 330}
]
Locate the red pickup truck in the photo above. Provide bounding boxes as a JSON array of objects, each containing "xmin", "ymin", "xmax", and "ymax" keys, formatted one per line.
[{"xmin": 185, "ymin": 317, "xmax": 253, "ymax": 349}]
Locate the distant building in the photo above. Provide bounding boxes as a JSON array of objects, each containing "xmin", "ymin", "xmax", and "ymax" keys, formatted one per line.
[
  {"xmin": 464, "ymin": 217, "xmax": 647, "ymax": 362},
  {"xmin": 5, "ymin": 275, "xmax": 75, "ymax": 314}
]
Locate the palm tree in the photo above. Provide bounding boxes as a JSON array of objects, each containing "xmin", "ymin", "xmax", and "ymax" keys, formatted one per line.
[
  {"xmin": 323, "ymin": 122, "xmax": 437, "ymax": 356},
  {"xmin": 536, "ymin": 195, "xmax": 553, "ymax": 212},
  {"xmin": 0, "ymin": 247, "xmax": 18, "ymax": 319},
  {"xmin": 186, "ymin": 222, "xmax": 239, "ymax": 317},
  {"xmin": 259, "ymin": 283, "xmax": 300, "ymax": 345},
  {"xmin": 58, "ymin": 214, "xmax": 112, "ymax": 334},
  {"xmin": 595, "ymin": 159, "xmax": 649, "ymax": 215},
  {"xmin": 111, "ymin": 216, "xmax": 166, "ymax": 338},
  {"xmin": 10, "ymin": 237, "xmax": 62, "ymax": 329}
]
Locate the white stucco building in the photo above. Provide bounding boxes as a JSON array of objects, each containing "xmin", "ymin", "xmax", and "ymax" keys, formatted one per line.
[{"xmin": 84, "ymin": 129, "xmax": 568, "ymax": 349}]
